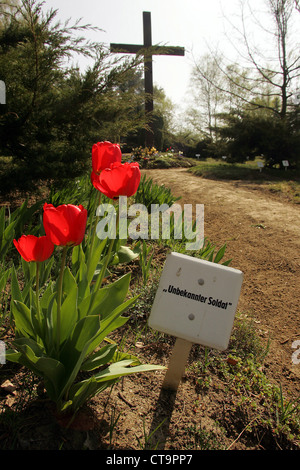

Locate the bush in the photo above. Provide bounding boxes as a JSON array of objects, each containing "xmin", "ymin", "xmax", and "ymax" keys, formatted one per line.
[
  {"xmin": 0, "ymin": 1, "xmax": 145, "ymax": 190},
  {"xmin": 219, "ymin": 111, "xmax": 300, "ymax": 168}
]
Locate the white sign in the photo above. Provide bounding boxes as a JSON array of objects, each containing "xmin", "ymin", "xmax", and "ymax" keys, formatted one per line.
[
  {"xmin": 257, "ymin": 161, "xmax": 264, "ymax": 173},
  {"xmin": 149, "ymin": 252, "xmax": 243, "ymax": 351},
  {"xmin": 282, "ymin": 160, "xmax": 289, "ymax": 167}
]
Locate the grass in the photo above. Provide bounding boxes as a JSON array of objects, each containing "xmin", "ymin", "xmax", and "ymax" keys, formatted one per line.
[
  {"xmin": 184, "ymin": 314, "xmax": 300, "ymax": 449},
  {"xmin": 189, "ymin": 157, "xmax": 298, "ymax": 180},
  {"xmin": 268, "ymin": 180, "xmax": 300, "ymax": 204},
  {"xmin": 185, "ymin": 423, "xmax": 225, "ymax": 450},
  {"xmin": 189, "ymin": 158, "xmax": 300, "ymax": 203},
  {"xmin": 190, "ymin": 161, "xmax": 261, "ymax": 180}
]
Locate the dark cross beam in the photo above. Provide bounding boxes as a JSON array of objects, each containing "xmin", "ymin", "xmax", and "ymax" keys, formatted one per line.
[{"xmin": 110, "ymin": 11, "xmax": 185, "ymax": 148}]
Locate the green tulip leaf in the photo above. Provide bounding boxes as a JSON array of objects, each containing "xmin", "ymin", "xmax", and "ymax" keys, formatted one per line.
[
  {"xmin": 11, "ymin": 265, "xmax": 23, "ymax": 304},
  {"xmin": 12, "ymin": 300, "xmax": 35, "ymax": 338},
  {"xmin": 78, "ymin": 272, "xmax": 131, "ymax": 320},
  {"xmin": 39, "ymin": 283, "xmax": 54, "ymax": 312},
  {"xmin": 66, "ymin": 359, "xmax": 166, "ymax": 412},
  {"xmin": 86, "ymin": 237, "xmax": 107, "ymax": 284},
  {"xmin": 67, "ymin": 378, "xmax": 117, "ymax": 413},
  {"xmin": 68, "ymin": 358, "xmax": 165, "ymax": 414},
  {"xmin": 58, "ymin": 315, "xmax": 102, "ymax": 400},
  {"xmin": 62, "ymin": 267, "xmax": 77, "ymax": 296},
  {"xmin": 84, "ymin": 296, "xmax": 137, "ymax": 357},
  {"xmin": 111, "ymin": 349, "xmax": 141, "ymax": 366},
  {"xmin": 39, "ymin": 257, "xmax": 54, "ymax": 287},
  {"xmin": 7, "ymin": 338, "xmax": 65, "ymax": 401},
  {"xmin": 81, "ymin": 343, "xmax": 118, "ymax": 371},
  {"xmin": 0, "ymin": 219, "xmax": 17, "ymax": 259},
  {"xmin": 92, "ymin": 359, "xmax": 166, "ymax": 382},
  {"xmin": 59, "ymin": 283, "xmax": 78, "ymax": 345}
]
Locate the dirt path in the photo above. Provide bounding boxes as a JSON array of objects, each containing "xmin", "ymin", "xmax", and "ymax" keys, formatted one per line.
[{"xmin": 142, "ymin": 168, "xmax": 300, "ymax": 396}]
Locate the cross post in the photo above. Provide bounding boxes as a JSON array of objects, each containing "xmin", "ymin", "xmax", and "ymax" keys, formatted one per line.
[{"xmin": 110, "ymin": 11, "xmax": 184, "ymax": 148}]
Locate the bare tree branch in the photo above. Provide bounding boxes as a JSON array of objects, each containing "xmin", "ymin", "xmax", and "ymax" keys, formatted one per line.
[{"xmin": 194, "ymin": 0, "xmax": 299, "ymax": 119}]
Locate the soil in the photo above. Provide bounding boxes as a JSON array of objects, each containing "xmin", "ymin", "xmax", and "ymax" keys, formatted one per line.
[{"xmin": 0, "ymin": 167, "xmax": 300, "ymax": 451}]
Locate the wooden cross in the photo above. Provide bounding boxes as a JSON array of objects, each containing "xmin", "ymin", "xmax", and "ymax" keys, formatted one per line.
[{"xmin": 110, "ymin": 11, "xmax": 185, "ymax": 148}]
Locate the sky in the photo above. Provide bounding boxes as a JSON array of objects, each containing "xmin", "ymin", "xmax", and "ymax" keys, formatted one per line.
[{"xmin": 40, "ymin": 0, "xmax": 297, "ymax": 107}]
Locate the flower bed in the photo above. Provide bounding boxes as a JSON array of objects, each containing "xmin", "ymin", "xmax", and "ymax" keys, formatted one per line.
[{"xmin": 127, "ymin": 147, "xmax": 196, "ymax": 169}]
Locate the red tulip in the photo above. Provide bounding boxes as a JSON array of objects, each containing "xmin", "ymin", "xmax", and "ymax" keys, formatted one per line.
[
  {"xmin": 13, "ymin": 235, "xmax": 54, "ymax": 262},
  {"xmin": 91, "ymin": 161, "xmax": 141, "ymax": 199},
  {"xmin": 43, "ymin": 203, "xmax": 88, "ymax": 247},
  {"xmin": 92, "ymin": 141, "xmax": 122, "ymax": 174}
]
